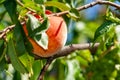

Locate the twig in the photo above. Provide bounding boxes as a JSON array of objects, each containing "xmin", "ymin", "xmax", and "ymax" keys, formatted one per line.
[
  {"xmin": 36, "ymin": 43, "xmax": 100, "ymax": 80},
  {"xmin": 99, "ymin": 46, "xmax": 115, "ymax": 59},
  {"xmin": 16, "ymin": 0, "xmax": 120, "ymax": 17},
  {"xmin": 37, "ymin": 57, "xmax": 54, "ymax": 80},
  {"xmin": 0, "ymin": 22, "xmax": 25, "ymax": 39},
  {"xmin": 53, "ymin": 43, "xmax": 100, "ymax": 58},
  {"xmin": 50, "ymin": 1, "xmax": 120, "ymax": 16},
  {"xmin": 35, "ymin": 43, "xmax": 100, "ymax": 59},
  {"xmin": 16, "ymin": 0, "xmax": 36, "ymax": 12},
  {"xmin": 0, "ymin": 25, "xmax": 14, "ymax": 39}
]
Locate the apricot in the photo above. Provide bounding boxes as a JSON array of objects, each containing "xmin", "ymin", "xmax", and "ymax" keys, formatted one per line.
[{"xmin": 23, "ymin": 11, "xmax": 67, "ymax": 57}]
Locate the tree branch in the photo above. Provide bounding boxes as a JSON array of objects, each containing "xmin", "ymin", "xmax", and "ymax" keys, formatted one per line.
[
  {"xmin": 0, "ymin": 25, "xmax": 14, "ymax": 39},
  {"xmin": 16, "ymin": 0, "xmax": 120, "ymax": 17},
  {"xmin": 35, "ymin": 43, "xmax": 100, "ymax": 60},
  {"xmin": 53, "ymin": 43, "xmax": 100, "ymax": 58},
  {"xmin": 37, "ymin": 57, "xmax": 54, "ymax": 80},
  {"xmin": 51, "ymin": 1, "xmax": 120, "ymax": 16},
  {"xmin": 16, "ymin": 0, "xmax": 36, "ymax": 12},
  {"xmin": 36, "ymin": 43, "xmax": 100, "ymax": 80}
]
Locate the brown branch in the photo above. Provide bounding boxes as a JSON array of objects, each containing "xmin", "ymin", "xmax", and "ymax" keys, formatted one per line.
[
  {"xmin": 35, "ymin": 43, "xmax": 100, "ymax": 60},
  {"xmin": 37, "ymin": 57, "xmax": 54, "ymax": 80},
  {"xmin": 53, "ymin": 43, "xmax": 100, "ymax": 58},
  {"xmin": 51, "ymin": 1, "xmax": 120, "ymax": 16},
  {"xmin": 16, "ymin": 0, "xmax": 120, "ymax": 17},
  {"xmin": 36, "ymin": 43, "xmax": 100, "ymax": 80},
  {"xmin": 0, "ymin": 25, "xmax": 14, "ymax": 39},
  {"xmin": 16, "ymin": 0, "xmax": 36, "ymax": 12}
]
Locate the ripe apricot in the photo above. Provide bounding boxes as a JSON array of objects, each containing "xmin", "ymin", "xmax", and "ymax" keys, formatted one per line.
[{"xmin": 23, "ymin": 11, "xmax": 67, "ymax": 57}]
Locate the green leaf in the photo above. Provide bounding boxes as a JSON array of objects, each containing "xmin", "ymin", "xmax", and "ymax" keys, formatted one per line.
[
  {"xmin": 4, "ymin": 0, "xmax": 18, "ymax": 23},
  {"xmin": 13, "ymin": 23, "xmax": 27, "ymax": 56},
  {"xmin": 32, "ymin": 18, "xmax": 49, "ymax": 36},
  {"xmin": 30, "ymin": 60, "xmax": 42, "ymax": 80},
  {"xmin": 0, "ymin": 39, "xmax": 6, "ymax": 72},
  {"xmin": 27, "ymin": 14, "xmax": 41, "ymax": 37},
  {"xmin": 68, "ymin": 8, "xmax": 81, "ymax": 21},
  {"xmin": 34, "ymin": 18, "xmax": 49, "ymax": 49},
  {"xmin": 27, "ymin": 14, "xmax": 49, "ymax": 50},
  {"xmin": 19, "ymin": 53, "xmax": 34, "ymax": 74},
  {"xmin": 0, "ymin": 0, "xmax": 5, "ymax": 4},
  {"xmin": 115, "ymin": 25, "xmax": 120, "ymax": 42},
  {"xmin": 4, "ymin": 0, "xmax": 27, "ymax": 56},
  {"xmin": 44, "ymin": 1, "xmax": 70, "ymax": 11},
  {"xmin": 0, "ymin": 39, "xmax": 5, "ymax": 62},
  {"xmin": 34, "ymin": 0, "xmax": 44, "ymax": 4},
  {"xmin": 106, "ymin": 12, "xmax": 120, "ymax": 24},
  {"xmin": 19, "ymin": 8, "xmax": 28, "ymax": 17},
  {"xmin": 23, "ymin": 1, "xmax": 43, "ymax": 12},
  {"xmin": 66, "ymin": 60, "xmax": 81, "ymax": 80},
  {"xmin": 0, "ymin": 23, "xmax": 5, "ymax": 30},
  {"xmin": 0, "ymin": 57, "xmax": 6, "ymax": 71},
  {"xmin": 35, "ymin": 32, "xmax": 48, "ymax": 50},
  {"xmin": 13, "ymin": 71, "xmax": 21, "ymax": 80},
  {"xmin": 94, "ymin": 20, "xmax": 116, "ymax": 41},
  {"xmin": 7, "ymin": 38, "xmax": 27, "ymax": 73},
  {"xmin": 13, "ymin": 22, "xmax": 34, "ymax": 74}
]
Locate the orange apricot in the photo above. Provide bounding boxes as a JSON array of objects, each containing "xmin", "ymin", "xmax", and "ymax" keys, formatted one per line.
[{"xmin": 23, "ymin": 11, "xmax": 67, "ymax": 57}]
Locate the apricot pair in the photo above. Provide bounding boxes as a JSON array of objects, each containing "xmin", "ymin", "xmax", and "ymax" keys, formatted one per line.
[{"xmin": 23, "ymin": 10, "xmax": 67, "ymax": 57}]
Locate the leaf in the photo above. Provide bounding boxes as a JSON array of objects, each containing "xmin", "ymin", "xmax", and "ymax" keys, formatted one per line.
[
  {"xmin": 0, "ymin": 0, "xmax": 5, "ymax": 4},
  {"xmin": 13, "ymin": 23, "xmax": 27, "ymax": 56},
  {"xmin": 44, "ymin": 1, "xmax": 70, "ymax": 11},
  {"xmin": 32, "ymin": 18, "xmax": 49, "ymax": 35},
  {"xmin": 34, "ymin": 0, "xmax": 44, "ymax": 4},
  {"xmin": 68, "ymin": 8, "xmax": 81, "ymax": 21},
  {"xmin": 94, "ymin": 20, "xmax": 116, "ymax": 41},
  {"xmin": 7, "ymin": 38, "xmax": 27, "ymax": 73},
  {"xmin": 66, "ymin": 60, "xmax": 81, "ymax": 80},
  {"xmin": 30, "ymin": 60, "xmax": 42, "ymax": 80},
  {"xmin": 19, "ymin": 53, "xmax": 34, "ymax": 74},
  {"xmin": 34, "ymin": 18, "xmax": 49, "ymax": 49},
  {"xmin": 0, "ymin": 39, "xmax": 6, "ymax": 74},
  {"xmin": 4, "ymin": 0, "xmax": 28, "ymax": 56},
  {"xmin": 19, "ymin": 8, "xmax": 28, "ymax": 17},
  {"xmin": 27, "ymin": 14, "xmax": 49, "ymax": 34},
  {"xmin": 27, "ymin": 14, "xmax": 41, "ymax": 37},
  {"xmin": 27, "ymin": 14, "xmax": 49, "ymax": 49},
  {"xmin": 35, "ymin": 32, "xmax": 48, "ymax": 50},
  {"xmin": 115, "ymin": 25, "xmax": 120, "ymax": 42},
  {"xmin": 0, "ymin": 39, "xmax": 5, "ymax": 62},
  {"xmin": 13, "ymin": 71, "xmax": 21, "ymax": 80},
  {"xmin": 0, "ymin": 23, "xmax": 5, "ymax": 30},
  {"xmin": 106, "ymin": 11, "xmax": 120, "ymax": 24},
  {"xmin": 24, "ymin": 1, "xmax": 43, "ymax": 12},
  {"xmin": 4, "ymin": 0, "xmax": 18, "ymax": 23}
]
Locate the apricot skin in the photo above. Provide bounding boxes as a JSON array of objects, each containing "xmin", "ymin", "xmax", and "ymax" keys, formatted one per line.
[{"xmin": 23, "ymin": 14, "xmax": 67, "ymax": 57}]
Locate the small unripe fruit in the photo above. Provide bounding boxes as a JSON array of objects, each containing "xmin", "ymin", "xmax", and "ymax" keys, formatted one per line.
[{"xmin": 23, "ymin": 11, "xmax": 67, "ymax": 57}]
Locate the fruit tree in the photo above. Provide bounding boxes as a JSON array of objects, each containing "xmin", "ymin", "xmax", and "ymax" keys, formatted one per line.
[{"xmin": 0, "ymin": 0, "xmax": 120, "ymax": 80}]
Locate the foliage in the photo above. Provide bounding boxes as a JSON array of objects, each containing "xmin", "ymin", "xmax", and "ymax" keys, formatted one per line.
[{"xmin": 0, "ymin": 0, "xmax": 120, "ymax": 80}]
